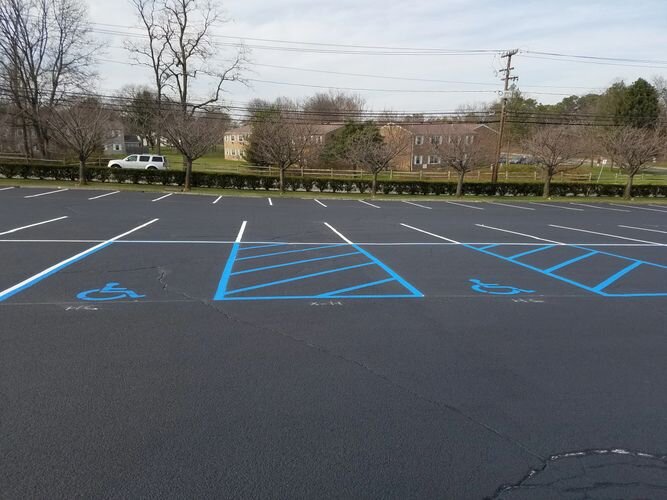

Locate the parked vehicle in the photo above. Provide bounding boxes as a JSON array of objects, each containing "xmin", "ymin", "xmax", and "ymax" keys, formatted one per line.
[{"xmin": 108, "ymin": 154, "xmax": 168, "ymax": 170}]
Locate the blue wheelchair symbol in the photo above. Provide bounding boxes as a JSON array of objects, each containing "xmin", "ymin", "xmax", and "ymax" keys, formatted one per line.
[
  {"xmin": 77, "ymin": 282, "xmax": 145, "ymax": 302},
  {"xmin": 470, "ymin": 279, "xmax": 535, "ymax": 295}
]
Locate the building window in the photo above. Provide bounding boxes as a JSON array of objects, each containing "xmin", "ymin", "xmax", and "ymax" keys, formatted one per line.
[
  {"xmin": 231, "ymin": 135, "xmax": 236, "ymax": 142},
  {"xmin": 113, "ymin": 144, "xmax": 121, "ymax": 151},
  {"xmin": 414, "ymin": 155, "xmax": 423, "ymax": 165},
  {"xmin": 430, "ymin": 136, "xmax": 443, "ymax": 145},
  {"xmin": 239, "ymin": 135, "xmax": 245, "ymax": 143},
  {"xmin": 415, "ymin": 136, "xmax": 424, "ymax": 146},
  {"xmin": 428, "ymin": 156, "xmax": 441, "ymax": 165}
]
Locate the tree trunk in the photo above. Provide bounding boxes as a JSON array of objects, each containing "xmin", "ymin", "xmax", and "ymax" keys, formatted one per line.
[
  {"xmin": 371, "ymin": 171, "xmax": 378, "ymax": 198},
  {"xmin": 184, "ymin": 157, "xmax": 193, "ymax": 191},
  {"xmin": 156, "ymin": 92, "xmax": 162, "ymax": 154},
  {"xmin": 78, "ymin": 157, "xmax": 87, "ymax": 186},
  {"xmin": 279, "ymin": 168, "xmax": 285, "ymax": 194},
  {"xmin": 624, "ymin": 173, "xmax": 634, "ymax": 200},
  {"xmin": 20, "ymin": 118, "xmax": 31, "ymax": 158},
  {"xmin": 543, "ymin": 174, "xmax": 552, "ymax": 198},
  {"xmin": 456, "ymin": 171, "xmax": 465, "ymax": 197}
]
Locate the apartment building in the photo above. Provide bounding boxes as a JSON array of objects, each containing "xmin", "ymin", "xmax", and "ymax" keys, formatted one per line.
[{"xmin": 382, "ymin": 122, "xmax": 498, "ymax": 171}]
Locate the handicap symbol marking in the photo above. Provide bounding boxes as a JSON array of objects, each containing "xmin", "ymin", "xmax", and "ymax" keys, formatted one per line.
[
  {"xmin": 77, "ymin": 282, "xmax": 145, "ymax": 302},
  {"xmin": 469, "ymin": 279, "xmax": 535, "ymax": 295}
]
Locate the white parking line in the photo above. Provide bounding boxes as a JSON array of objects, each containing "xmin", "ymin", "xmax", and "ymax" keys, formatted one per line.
[
  {"xmin": 400, "ymin": 223, "xmax": 461, "ymax": 244},
  {"xmin": 569, "ymin": 203, "xmax": 630, "ymax": 212},
  {"xmin": 486, "ymin": 201, "xmax": 535, "ymax": 211},
  {"xmin": 0, "ymin": 187, "xmax": 15, "ymax": 191},
  {"xmin": 88, "ymin": 191, "xmax": 120, "ymax": 200},
  {"xmin": 0, "ymin": 216, "xmax": 69, "ymax": 236},
  {"xmin": 0, "ymin": 218, "xmax": 159, "ymax": 302},
  {"xmin": 359, "ymin": 200, "xmax": 381, "ymax": 209},
  {"xmin": 324, "ymin": 222, "xmax": 355, "ymax": 244},
  {"xmin": 212, "ymin": 196, "xmax": 222, "ymax": 204},
  {"xmin": 649, "ymin": 205, "xmax": 667, "ymax": 209},
  {"xmin": 445, "ymin": 201, "xmax": 484, "ymax": 210},
  {"xmin": 549, "ymin": 224, "xmax": 664, "ymax": 246},
  {"xmin": 151, "ymin": 193, "xmax": 174, "ymax": 202},
  {"xmin": 529, "ymin": 202, "xmax": 583, "ymax": 211},
  {"xmin": 268, "ymin": 198, "xmax": 273, "ymax": 206},
  {"xmin": 402, "ymin": 201, "xmax": 432, "ymax": 210},
  {"xmin": 476, "ymin": 224, "xmax": 563, "ymax": 244},
  {"xmin": 24, "ymin": 189, "xmax": 69, "ymax": 199},
  {"xmin": 618, "ymin": 225, "xmax": 667, "ymax": 235},
  {"xmin": 314, "ymin": 199, "xmax": 327, "ymax": 207},
  {"xmin": 611, "ymin": 204, "xmax": 667, "ymax": 213}
]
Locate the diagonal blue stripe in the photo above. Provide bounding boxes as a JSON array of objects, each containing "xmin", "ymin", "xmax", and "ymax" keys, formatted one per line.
[
  {"xmin": 239, "ymin": 243, "xmax": 287, "ymax": 251},
  {"xmin": 236, "ymin": 244, "xmax": 346, "ymax": 261},
  {"xmin": 226, "ymin": 262, "xmax": 376, "ymax": 295},
  {"xmin": 545, "ymin": 251, "xmax": 598, "ymax": 273},
  {"xmin": 317, "ymin": 278, "xmax": 395, "ymax": 298},
  {"xmin": 214, "ymin": 242, "xmax": 240, "ymax": 300},
  {"xmin": 478, "ymin": 244, "xmax": 499, "ymax": 251},
  {"xmin": 232, "ymin": 252, "xmax": 361, "ymax": 275},
  {"xmin": 218, "ymin": 294, "xmax": 420, "ymax": 301},
  {"xmin": 508, "ymin": 245, "xmax": 556, "ymax": 260},
  {"xmin": 350, "ymin": 244, "xmax": 424, "ymax": 297},
  {"xmin": 593, "ymin": 261, "xmax": 643, "ymax": 292}
]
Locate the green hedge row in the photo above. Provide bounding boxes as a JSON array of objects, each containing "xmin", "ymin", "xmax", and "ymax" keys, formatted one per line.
[{"xmin": 1, "ymin": 163, "xmax": 665, "ymax": 197}]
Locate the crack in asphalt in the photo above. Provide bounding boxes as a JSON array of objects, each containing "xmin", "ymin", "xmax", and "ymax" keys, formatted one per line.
[
  {"xmin": 153, "ymin": 268, "xmax": 546, "ymax": 469},
  {"xmin": 488, "ymin": 448, "xmax": 667, "ymax": 499}
]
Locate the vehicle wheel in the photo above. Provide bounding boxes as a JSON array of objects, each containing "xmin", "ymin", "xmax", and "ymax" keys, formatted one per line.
[
  {"xmin": 110, "ymin": 164, "xmax": 121, "ymax": 169},
  {"xmin": 147, "ymin": 166, "xmax": 157, "ymax": 170}
]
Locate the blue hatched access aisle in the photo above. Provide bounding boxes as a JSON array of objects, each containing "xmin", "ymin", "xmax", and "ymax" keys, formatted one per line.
[
  {"xmin": 214, "ymin": 238, "xmax": 423, "ymax": 301},
  {"xmin": 467, "ymin": 242, "xmax": 667, "ymax": 298}
]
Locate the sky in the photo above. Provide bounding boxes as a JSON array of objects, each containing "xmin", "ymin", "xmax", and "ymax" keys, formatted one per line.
[{"xmin": 87, "ymin": 0, "xmax": 667, "ymax": 115}]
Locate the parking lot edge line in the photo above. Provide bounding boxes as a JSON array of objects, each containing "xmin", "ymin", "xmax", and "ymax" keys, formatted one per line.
[
  {"xmin": 549, "ymin": 224, "xmax": 664, "ymax": 246},
  {"xmin": 0, "ymin": 218, "xmax": 159, "ymax": 302},
  {"xmin": 0, "ymin": 216, "xmax": 69, "ymax": 236}
]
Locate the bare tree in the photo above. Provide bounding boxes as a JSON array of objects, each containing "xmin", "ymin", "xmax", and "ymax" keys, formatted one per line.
[
  {"xmin": 47, "ymin": 98, "xmax": 112, "ymax": 185},
  {"xmin": 249, "ymin": 102, "xmax": 316, "ymax": 193},
  {"xmin": 432, "ymin": 133, "xmax": 495, "ymax": 197},
  {"xmin": 0, "ymin": 0, "xmax": 99, "ymax": 157},
  {"xmin": 338, "ymin": 124, "xmax": 411, "ymax": 197},
  {"xmin": 603, "ymin": 126, "xmax": 665, "ymax": 199},
  {"xmin": 521, "ymin": 126, "xmax": 585, "ymax": 197},
  {"xmin": 303, "ymin": 91, "xmax": 365, "ymax": 122},
  {"xmin": 126, "ymin": 0, "xmax": 173, "ymax": 153},
  {"xmin": 161, "ymin": 104, "xmax": 229, "ymax": 189},
  {"xmin": 119, "ymin": 86, "xmax": 159, "ymax": 149}
]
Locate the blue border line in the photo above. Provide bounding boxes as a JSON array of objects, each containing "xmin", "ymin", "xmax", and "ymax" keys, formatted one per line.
[
  {"xmin": 213, "ymin": 242, "xmax": 241, "ymax": 300},
  {"xmin": 0, "ymin": 241, "xmax": 114, "ymax": 302},
  {"xmin": 351, "ymin": 244, "xmax": 424, "ymax": 297},
  {"xmin": 508, "ymin": 245, "xmax": 556, "ymax": 260},
  {"xmin": 544, "ymin": 251, "xmax": 598, "ymax": 273},
  {"xmin": 217, "ymin": 294, "xmax": 418, "ymax": 301}
]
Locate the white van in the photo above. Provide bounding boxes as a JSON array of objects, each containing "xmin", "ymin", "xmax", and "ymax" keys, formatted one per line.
[{"xmin": 108, "ymin": 155, "xmax": 169, "ymax": 170}]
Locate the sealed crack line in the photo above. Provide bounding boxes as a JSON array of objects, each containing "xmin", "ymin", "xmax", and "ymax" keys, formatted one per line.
[{"xmin": 488, "ymin": 448, "xmax": 667, "ymax": 499}]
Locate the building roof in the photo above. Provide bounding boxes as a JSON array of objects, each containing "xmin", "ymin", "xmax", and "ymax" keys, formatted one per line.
[
  {"xmin": 225, "ymin": 123, "xmax": 344, "ymax": 136},
  {"xmin": 386, "ymin": 122, "xmax": 497, "ymax": 136},
  {"xmin": 224, "ymin": 125, "xmax": 253, "ymax": 135}
]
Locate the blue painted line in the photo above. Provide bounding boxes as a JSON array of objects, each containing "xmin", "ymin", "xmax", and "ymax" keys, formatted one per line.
[
  {"xmin": 317, "ymin": 278, "xmax": 395, "ymax": 298},
  {"xmin": 235, "ymin": 244, "xmax": 346, "ymax": 261},
  {"xmin": 225, "ymin": 262, "xmax": 376, "ymax": 296},
  {"xmin": 0, "ymin": 241, "xmax": 114, "ymax": 302},
  {"xmin": 544, "ymin": 251, "xmax": 598, "ymax": 273},
  {"xmin": 213, "ymin": 242, "xmax": 241, "ymax": 300},
  {"xmin": 350, "ymin": 244, "xmax": 424, "ymax": 297},
  {"xmin": 569, "ymin": 245, "xmax": 667, "ymax": 270},
  {"xmin": 238, "ymin": 243, "xmax": 287, "ymax": 252},
  {"xmin": 593, "ymin": 261, "xmax": 644, "ymax": 292},
  {"xmin": 478, "ymin": 244, "xmax": 499, "ymax": 251},
  {"xmin": 231, "ymin": 251, "xmax": 361, "ymax": 276},
  {"xmin": 218, "ymin": 294, "xmax": 418, "ymax": 301},
  {"xmin": 507, "ymin": 245, "xmax": 556, "ymax": 260}
]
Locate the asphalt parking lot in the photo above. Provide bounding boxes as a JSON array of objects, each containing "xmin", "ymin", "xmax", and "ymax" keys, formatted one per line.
[{"xmin": 1, "ymin": 186, "xmax": 667, "ymax": 499}]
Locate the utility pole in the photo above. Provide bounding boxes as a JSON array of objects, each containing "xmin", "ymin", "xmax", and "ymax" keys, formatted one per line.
[{"xmin": 492, "ymin": 49, "xmax": 519, "ymax": 184}]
